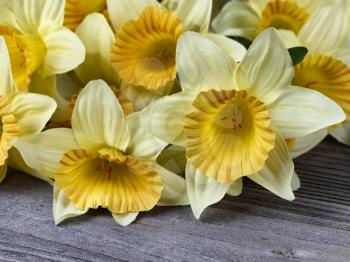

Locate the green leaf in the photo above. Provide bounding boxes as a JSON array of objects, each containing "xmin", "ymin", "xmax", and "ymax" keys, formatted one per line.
[{"xmin": 288, "ymin": 47, "xmax": 308, "ymax": 66}]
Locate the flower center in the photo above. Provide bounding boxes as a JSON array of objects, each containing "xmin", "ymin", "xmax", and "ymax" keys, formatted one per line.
[
  {"xmin": 0, "ymin": 26, "xmax": 46, "ymax": 91},
  {"xmin": 259, "ymin": 0, "xmax": 309, "ymax": 34},
  {"xmin": 183, "ymin": 90, "xmax": 275, "ymax": 183},
  {"xmin": 64, "ymin": 0, "xmax": 107, "ymax": 30},
  {"xmin": 0, "ymin": 96, "xmax": 20, "ymax": 166},
  {"xmin": 293, "ymin": 54, "xmax": 350, "ymax": 117},
  {"xmin": 56, "ymin": 148, "xmax": 163, "ymax": 213},
  {"xmin": 110, "ymin": 7, "xmax": 182, "ymax": 90}
]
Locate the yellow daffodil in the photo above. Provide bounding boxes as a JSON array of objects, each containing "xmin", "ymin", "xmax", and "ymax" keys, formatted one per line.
[
  {"xmin": 64, "ymin": 0, "xmax": 107, "ymax": 30},
  {"xmin": 72, "ymin": 0, "xmax": 245, "ymax": 111},
  {"xmin": 212, "ymin": 0, "xmax": 332, "ymax": 41},
  {"xmin": 0, "ymin": 37, "xmax": 56, "ymax": 183},
  {"xmin": 141, "ymin": 29, "xmax": 345, "ymax": 218},
  {"xmin": 0, "ymin": 0, "xmax": 85, "ymax": 92},
  {"xmin": 13, "ymin": 80, "xmax": 188, "ymax": 226}
]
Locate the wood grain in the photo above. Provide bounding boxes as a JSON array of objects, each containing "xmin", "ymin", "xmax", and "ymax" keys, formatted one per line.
[{"xmin": 0, "ymin": 137, "xmax": 349, "ymax": 262}]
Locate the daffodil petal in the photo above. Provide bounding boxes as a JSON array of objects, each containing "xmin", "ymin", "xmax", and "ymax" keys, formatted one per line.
[
  {"xmin": 227, "ymin": 178, "xmax": 243, "ymax": 197},
  {"xmin": 186, "ymin": 162, "xmax": 231, "ymax": 219},
  {"xmin": 39, "ymin": 25, "xmax": 85, "ymax": 77},
  {"xmin": 212, "ymin": 0, "xmax": 259, "ymax": 40},
  {"xmin": 0, "ymin": 37, "xmax": 17, "ymax": 97},
  {"xmin": 157, "ymin": 145, "xmax": 186, "ymax": 175},
  {"xmin": 126, "ymin": 112, "xmax": 167, "ymax": 160},
  {"xmin": 298, "ymin": 0, "xmax": 350, "ymax": 53},
  {"xmin": 292, "ymin": 172, "xmax": 301, "ymax": 191},
  {"xmin": 277, "ymin": 29, "xmax": 302, "ymax": 49},
  {"xmin": 177, "ymin": 32, "xmax": 236, "ymax": 92},
  {"xmin": 10, "ymin": 92, "xmax": 57, "ymax": 136},
  {"xmin": 75, "ymin": 13, "xmax": 119, "ymax": 86},
  {"xmin": 106, "ymin": 0, "xmax": 159, "ymax": 31},
  {"xmin": 121, "ymin": 81, "xmax": 174, "ymax": 111},
  {"xmin": 72, "ymin": 80, "xmax": 130, "ymax": 151},
  {"xmin": 206, "ymin": 34, "xmax": 246, "ymax": 62},
  {"xmin": 332, "ymin": 121, "xmax": 350, "ymax": 146},
  {"xmin": 53, "ymin": 186, "xmax": 88, "ymax": 225},
  {"xmin": 162, "ymin": 0, "xmax": 212, "ymax": 33},
  {"xmin": 10, "ymin": 0, "xmax": 64, "ymax": 34},
  {"xmin": 290, "ymin": 129, "xmax": 328, "ymax": 158},
  {"xmin": 248, "ymin": 130, "xmax": 295, "ymax": 201},
  {"xmin": 0, "ymin": 163, "xmax": 7, "ymax": 183},
  {"xmin": 112, "ymin": 212, "xmax": 139, "ymax": 227},
  {"xmin": 155, "ymin": 164, "xmax": 188, "ymax": 206},
  {"xmin": 11, "ymin": 128, "xmax": 78, "ymax": 180},
  {"xmin": 269, "ymin": 87, "xmax": 345, "ymax": 138},
  {"xmin": 237, "ymin": 28, "xmax": 294, "ymax": 105},
  {"xmin": 141, "ymin": 91, "xmax": 195, "ymax": 146},
  {"xmin": 8, "ymin": 148, "xmax": 53, "ymax": 185}
]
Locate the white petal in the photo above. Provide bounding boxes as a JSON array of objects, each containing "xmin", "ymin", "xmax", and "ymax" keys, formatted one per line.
[
  {"xmin": 53, "ymin": 186, "xmax": 87, "ymax": 225},
  {"xmin": 248, "ymin": 130, "xmax": 295, "ymax": 201},
  {"xmin": 156, "ymin": 164, "xmax": 189, "ymax": 206},
  {"xmin": 298, "ymin": 0, "xmax": 350, "ymax": 53},
  {"xmin": 277, "ymin": 29, "xmax": 302, "ymax": 49},
  {"xmin": 10, "ymin": 0, "xmax": 64, "ymax": 34},
  {"xmin": 292, "ymin": 172, "xmax": 301, "ymax": 191},
  {"xmin": 248, "ymin": 0, "xmax": 269, "ymax": 14},
  {"xmin": 72, "ymin": 80, "xmax": 130, "ymax": 151},
  {"xmin": 290, "ymin": 129, "xmax": 328, "ymax": 159},
  {"xmin": 121, "ymin": 81, "xmax": 173, "ymax": 111},
  {"xmin": 56, "ymin": 72, "xmax": 83, "ymax": 101},
  {"xmin": 206, "ymin": 34, "xmax": 247, "ymax": 62},
  {"xmin": 126, "ymin": 112, "xmax": 167, "ymax": 160},
  {"xmin": 212, "ymin": 0, "xmax": 260, "ymax": 40},
  {"xmin": 141, "ymin": 91, "xmax": 195, "ymax": 146},
  {"xmin": 227, "ymin": 178, "xmax": 243, "ymax": 197},
  {"xmin": 10, "ymin": 93, "xmax": 57, "ymax": 136},
  {"xmin": 0, "ymin": 37, "xmax": 17, "ymax": 97},
  {"xmin": 11, "ymin": 128, "xmax": 78, "ymax": 180},
  {"xmin": 163, "ymin": 0, "xmax": 212, "ymax": 33},
  {"xmin": 112, "ymin": 212, "xmax": 139, "ymax": 226},
  {"xmin": 75, "ymin": 13, "xmax": 119, "ymax": 86},
  {"xmin": 107, "ymin": 0, "xmax": 159, "ymax": 31},
  {"xmin": 237, "ymin": 28, "xmax": 294, "ymax": 105},
  {"xmin": 186, "ymin": 162, "xmax": 231, "ymax": 219},
  {"xmin": 270, "ymin": 87, "xmax": 345, "ymax": 138},
  {"xmin": 332, "ymin": 121, "xmax": 350, "ymax": 146},
  {"xmin": 177, "ymin": 32, "xmax": 236, "ymax": 92},
  {"xmin": 39, "ymin": 25, "xmax": 85, "ymax": 77}
]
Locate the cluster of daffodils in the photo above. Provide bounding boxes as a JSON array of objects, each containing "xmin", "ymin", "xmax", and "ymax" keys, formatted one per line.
[{"xmin": 0, "ymin": 0, "xmax": 349, "ymax": 226}]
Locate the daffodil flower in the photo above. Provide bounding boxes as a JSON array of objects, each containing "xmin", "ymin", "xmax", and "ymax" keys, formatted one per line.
[
  {"xmin": 0, "ymin": 0, "xmax": 85, "ymax": 104},
  {"xmin": 0, "ymin": 37, "xmax": 56, "ymax": 183},
  {"xmin": 64, "ymin": 0, "xmax": 107, "ymax": 30},
  {"xmin": 212, "ymin": 0, "xmax": 332, "ymax": 41},
  {"xmin": 274, "ymin": 0, "xmax": 350, "ymax": 156},
  {"xmin": 141, "ymin": 29, "xmax": 345, "ymax": 218},
  {"xmin": 73, "ymin": 0, "xmax": 245, "ymax": 111},
  {"xmin": 13, "ymin": 80, "xmax": 188, "ymax": 226}
]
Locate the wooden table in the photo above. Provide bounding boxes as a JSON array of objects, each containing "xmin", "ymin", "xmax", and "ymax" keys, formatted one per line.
[{"xmin": 0, "ymin": 138, "xmax": 349, "ymax": 261}]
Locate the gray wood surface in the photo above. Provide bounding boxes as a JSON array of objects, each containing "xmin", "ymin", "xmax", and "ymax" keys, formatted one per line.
[{"xmin": 0, "ymin": 137, "xmax": 349, "ymax": 262}]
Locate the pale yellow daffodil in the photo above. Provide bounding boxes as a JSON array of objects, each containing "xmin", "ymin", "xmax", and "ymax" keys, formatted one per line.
[
  {"xmin": 0, "ymin": 37, "xmax": 57, "ymax": 183},
  {"xmin": 141, "ymin": 29, "xmax": 345, "ymax": 218},
  {"xmin": 212, "ymin": 0, "xmax": 333, "ymax": 41},
  {"xmin": 72, "ymin": 0, "xmax": 246, "ymax": 111},
  {"xmin": 13, "ymin": 80, "xmax": 188, "ymax": 226},
  {"xmin": 275, "ymin": 0, "xmax": 350, "ymax": 156}
]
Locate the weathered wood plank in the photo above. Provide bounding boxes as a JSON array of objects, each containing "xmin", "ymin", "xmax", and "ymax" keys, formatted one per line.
[{"xmin": 0, "ymin": 137, "xmax": 349, "ymax": 261}]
